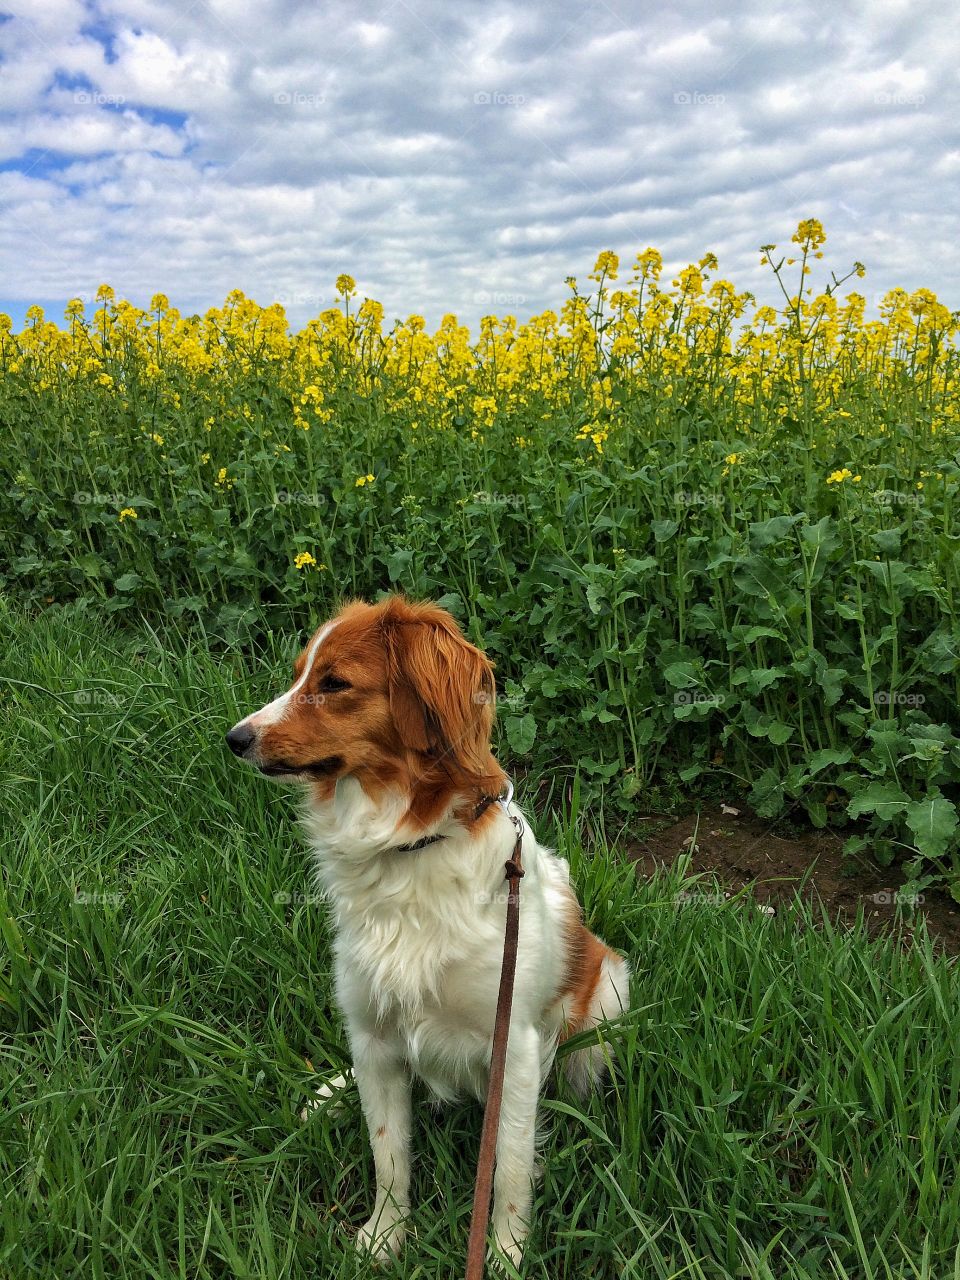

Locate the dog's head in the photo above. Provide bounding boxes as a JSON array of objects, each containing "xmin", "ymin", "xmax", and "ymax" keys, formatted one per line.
[{"xmin": 226, "ymin": 596, "xmax": 502, "ymax": 806}]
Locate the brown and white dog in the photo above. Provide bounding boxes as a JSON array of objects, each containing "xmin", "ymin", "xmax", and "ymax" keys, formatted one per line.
[{"xmin": 226, "ymin": 595, "xmax": 629, "ymax": 1263}]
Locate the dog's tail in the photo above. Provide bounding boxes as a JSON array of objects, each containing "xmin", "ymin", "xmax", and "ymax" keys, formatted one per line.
[{"xmin": 559, "ymin": 938, "xmax": 630, "ymax": 1096}]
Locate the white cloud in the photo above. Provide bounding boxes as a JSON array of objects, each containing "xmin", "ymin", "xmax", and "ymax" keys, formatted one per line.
[{"xmin": 0, "ymin": 0, "xmax": 957, "ymax": 330}]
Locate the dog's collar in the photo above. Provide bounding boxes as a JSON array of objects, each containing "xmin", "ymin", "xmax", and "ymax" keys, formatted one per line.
[
  {"xmin": 394, "ymin": 781, "xmax": 513, "ymax": 853},
  {"xmin": 395, "ymin": 832, "xmax": 446, "ymax": 852}
]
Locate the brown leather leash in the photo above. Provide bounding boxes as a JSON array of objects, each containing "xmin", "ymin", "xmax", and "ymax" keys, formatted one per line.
[{"xmin": 464, "ymin": 801, "xmax": 525, "ymax": 1279}]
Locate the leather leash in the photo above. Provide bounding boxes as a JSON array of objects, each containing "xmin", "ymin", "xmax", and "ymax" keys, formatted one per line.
[{"xmin": 464, "ymin": 792, "xmax": 525, "ymax": 1280}]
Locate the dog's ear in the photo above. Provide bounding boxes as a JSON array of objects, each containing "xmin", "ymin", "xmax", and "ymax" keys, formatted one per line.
[{"xmin": 382, "ymin": 600, "xmax": 496, "ymax": 777}]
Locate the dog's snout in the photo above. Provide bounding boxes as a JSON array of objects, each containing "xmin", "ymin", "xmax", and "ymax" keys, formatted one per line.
[{"xmin": 226, "ymin": 723, "xmax": 256, "ymax": 757}]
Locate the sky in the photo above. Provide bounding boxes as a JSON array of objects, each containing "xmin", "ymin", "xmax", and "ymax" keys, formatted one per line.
[{"xmin": 0, "ymin": 0, "xmax": 958, "ymax": 334}]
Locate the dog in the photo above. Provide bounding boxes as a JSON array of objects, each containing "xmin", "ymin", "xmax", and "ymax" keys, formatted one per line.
[{"xmin": 225, "ymin": 595, "xmax": 630, "ymax": 1263}]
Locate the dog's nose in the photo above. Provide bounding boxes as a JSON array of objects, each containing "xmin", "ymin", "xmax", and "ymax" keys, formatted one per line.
[{"xmin": 226, "ymin": 723, "xmax": 256, "ymax": 757}]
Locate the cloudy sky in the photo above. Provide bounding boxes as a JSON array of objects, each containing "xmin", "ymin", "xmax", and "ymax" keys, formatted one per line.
[{"xmin": 1, "ymin": 0, "xmax": 957, "ymax": 333}]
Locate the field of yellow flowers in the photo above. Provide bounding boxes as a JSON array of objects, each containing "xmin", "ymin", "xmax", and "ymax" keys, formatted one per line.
[{"xmin": 2, "ymin": 221, "xmax": 959, "ymax": 892}]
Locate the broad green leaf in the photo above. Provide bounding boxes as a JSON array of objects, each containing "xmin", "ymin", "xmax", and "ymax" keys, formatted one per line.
[
  {"xmin": 846, "ymin": 781, "xmax": 911, "ymax": 821},
  {"xmin": 904, "ymin": 792, "xmax": 958, "ymax": 859},
  {"xmin": 504, "ymin": 714, "xmax": 537, "ymax": 755},
  {"xmin": 748, "ymin": 514, "xmax": 802, "ymax": 549}
]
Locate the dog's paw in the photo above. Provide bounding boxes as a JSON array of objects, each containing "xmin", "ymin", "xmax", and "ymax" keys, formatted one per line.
[
  {"xmin": 490, "ymin": 1219, "xmax": 526, "ymax": 1270},
  {"xmin": 355, "ymin": 1211, "xmax": 406, "ymax": 1262},
  {"xmin": 299, "ymin": 1070, "xmax": 354, "ymax": 1122},
  {"xmin": 488, "ymin": 1240, "xmax": 524, "ymax": 1274}
]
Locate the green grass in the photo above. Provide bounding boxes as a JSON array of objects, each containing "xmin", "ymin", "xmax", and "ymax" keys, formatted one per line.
[{"xmin": 2, "ymin": 598, "xmax": 960, "ymax": 1279}]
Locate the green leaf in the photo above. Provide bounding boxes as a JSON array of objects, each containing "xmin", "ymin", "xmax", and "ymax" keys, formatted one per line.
[
  {"xmin": 585, "ymin": 582, "xmax": 606, "ymax": 614},
  {"xmin": 904, "ymin": 791, "xmax": 958, "ymax": 859},
  {"xmin": 743, "ymin": 705, "xmax": 794, "ymax": 744},
  {"xmin": 114, "ymin": 572, "xmax": 143, "ymax": 592},
  {"xmin": 77, "ymin": 553, "xmax": 104, "ymax": 578},
  {"xmin": 847, "ymin": 781, "xmax": 911, "ymax": 821},
  {"xmin": 871, "ymin": 527, "xmax": 901, "ymax": 556},
  {"xmin": 805, "ymin": 747, "xmax": 852, "ymax": 776},
  {"xmin": 504, "ymin": 714, "xmax": 537, "ymax": 755},
  {"xmin": 742, "ymin": 666, "xmax": 788, "ymax": 695},
  {"xmin": 740, "ymin": 625, "xmax": 785, "ymax": 644},
  {"xmin": 800, "ymin": 515, "xmax": 841, "ymax": 559},
  {"xmin": 748, "ymin": 515, "xmax": 802, "ymax": 549},
  {"xmin": 651, "ymin": 518, "xmax": 679, "ymax": 542},
  {"xmin": 805, "ymin": 799, "xmax": 828, "ymax": 828},
  {"xmin": 385, "ymin": 549, "xmax": 413, "ymax": 583},
  {"xmin": 733, "ymin": 557, "xmax": 794, "ymax": 602},
  {"xmin": 749, "ymin": 768, "xmax": 786, "ymax": 818},
  {"xmin": 663, "ymin": 661, "xmax": 698, "ymax": 689},
  {"xmin": 855, "ymin": 559, "xmax": 915, "ymax": 594}
]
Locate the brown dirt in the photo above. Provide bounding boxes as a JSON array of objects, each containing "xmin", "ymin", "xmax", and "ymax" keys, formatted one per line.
[{"xmin": 627, "ymin": 803, "xmax": 960, "ymax": 953}]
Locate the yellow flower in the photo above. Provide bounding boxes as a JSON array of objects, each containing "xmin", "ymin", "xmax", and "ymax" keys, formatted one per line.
[
  {"xmin": 634, "ymin": 247, "xmax": 663, "ymax": 279},
  {"xmin": 355, "ymin": 473, "xmax": 375, "ymax": 487},
  {"xmin": 95, "ymin": 284, "xmax": 115, "ymax": 303},
  {"xmin": 576, "ymin": 422, "xmax": 608, "ymax": 454},
  {"xmin": 791, "ymin": 219, "xmax": 826, "ymax": 252},
  {"xmin": 724, "ymin": 453, "xmax": 741, "ymax": 465},
  {"xmin": 335, "ymin": 274, "xmax": 357, "ymax": 297},
  {"xmin": 216, "ymin": 468, "xmax": 235, "ymax": 489},
  {"xmin": 294, "ymin": 551, "xmax": 318, "ymax": 570},
  {"xmin": 200, "ymin": 452, "xmax": 211, "ymax": 464},
  {"xmin": 150, "ymin": 433, "xmax": 164, "ymax": 446},
  {"xmin": 826, "ymin": 468, "xmax": 853, "ymax": 485},
  {"xmin": 150, "ymin": 294, "xmax": 169, "ymax": 311},
  {"xmin": 118, "ymin": 508, "xmax": 137, "ymax": 522},
  {"xmin": 590, "ymin": 250, "xmax": 619, "ymax": 281}
]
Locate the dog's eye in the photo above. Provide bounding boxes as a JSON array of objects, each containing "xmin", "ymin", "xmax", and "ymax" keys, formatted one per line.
[{"xmin": 318, "ymin": 673, "xmax": 351, "ymax": 694}]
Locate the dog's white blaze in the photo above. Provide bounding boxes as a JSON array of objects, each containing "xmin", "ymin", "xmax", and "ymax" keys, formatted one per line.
[{"xmin": 243, "ymin": 621, "xmax": 338, "ymax": 729}]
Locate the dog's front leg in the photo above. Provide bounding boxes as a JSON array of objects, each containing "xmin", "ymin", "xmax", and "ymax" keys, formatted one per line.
[
  {"xmin": 351, "ymin": 1028, "xmax": 412, "ymax": 1260},
  {"xmin": 490, "ymin": 1023, "xmax": 541, "ymax": 1264}
]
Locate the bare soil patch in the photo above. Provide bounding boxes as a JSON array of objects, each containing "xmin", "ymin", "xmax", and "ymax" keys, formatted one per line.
[{"xmin": 628, "ymin": 804, "xmax": 960, "ymax": 953}]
